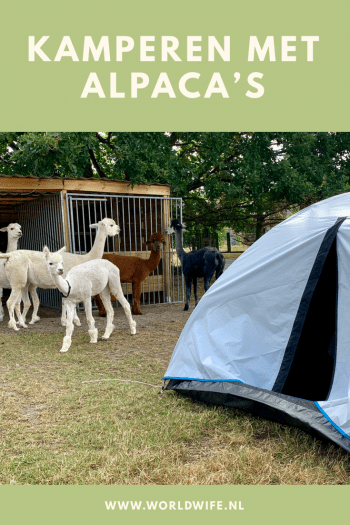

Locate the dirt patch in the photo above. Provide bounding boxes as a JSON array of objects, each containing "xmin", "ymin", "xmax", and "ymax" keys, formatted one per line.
[{"xmin": 0, "ymin": 302, "xmax": 191, "ymax": 336}]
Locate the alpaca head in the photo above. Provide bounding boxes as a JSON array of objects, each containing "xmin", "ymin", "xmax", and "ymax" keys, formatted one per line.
[
  {"xmin": 0, "ymin": 223, "xmax": 22, "ymax": 241},
  {"xmin": 89, "ymin": 218, "xmax": 120, "ymax": 237},
  {"xmin": 43, "ymin": 246, "xmax": 66, "ymax": 275},
  {"xmin": 165, "ymin": 218, "xmax": 187, "ymax": 235},
  {"xmin": 146, "ymin": 232, "xmax": 165, "ymax": 252}
]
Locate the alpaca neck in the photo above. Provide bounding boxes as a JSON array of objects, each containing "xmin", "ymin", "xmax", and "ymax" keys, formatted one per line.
[
  {"xmin": 7, "ymin": 237, "xmax": 19, "ymax": 253},
  {"xmin": 87, "ymin": 227, "xmax": 107, "ymax": 259},
  {"xmin": 50, "ymin": 272, "xmax": 70, "ymax": 296},
  {"xmin": 147, "ymin": 248, "xmax": 161, "ymax": 272},
  {"xmin": 174, "ymin": 231, "xmax": 185, "ymax": 262}
]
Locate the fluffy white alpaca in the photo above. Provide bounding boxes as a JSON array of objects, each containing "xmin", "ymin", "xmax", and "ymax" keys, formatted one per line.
[
  {"xmin": 0, "ymin": 223, "xmax": 22, "ymax": 321},
  {"xmin": 0, "ymin": 218, "xmax": 120, "ymax": 331},
  {"xmin": 43, "ymin": 246, "xmax": 137, "ymax": 353},
  {"xmin": 0, "ymin": 223, "xmax": 39, "ymax": 325}
]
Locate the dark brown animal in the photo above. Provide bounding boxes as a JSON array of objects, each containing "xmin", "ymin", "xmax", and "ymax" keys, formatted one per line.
[{"xmin": 94, "ymin": 232, "xmax": 165, "ymax": 315}]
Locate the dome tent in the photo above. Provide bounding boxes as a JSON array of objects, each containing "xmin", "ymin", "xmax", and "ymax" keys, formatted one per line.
[{"xmin": 163, "ymin": 193, "xmax": 350, "ymax": 452}]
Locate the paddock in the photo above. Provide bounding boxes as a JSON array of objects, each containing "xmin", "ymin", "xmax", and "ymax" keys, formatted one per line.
[{"xmin": 0, "ymin": 174, "xmax": 184, "ymax": 312}]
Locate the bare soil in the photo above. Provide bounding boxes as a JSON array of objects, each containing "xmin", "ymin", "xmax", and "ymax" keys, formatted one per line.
[
  {"xmin": 0, "ymin": 302, "xmax": 191, "ymax": 335},
  {"xmin": 0, "ymin": 299, "xmax": 194, "ymax": 369}
]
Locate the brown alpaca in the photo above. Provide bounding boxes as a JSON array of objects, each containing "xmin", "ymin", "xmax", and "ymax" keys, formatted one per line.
[{"xmin": 93, "ymin": 232, "xmax": 165, "ymax": 316}]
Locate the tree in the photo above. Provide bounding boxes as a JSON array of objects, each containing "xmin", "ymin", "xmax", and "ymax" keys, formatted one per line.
[
  {"xmin": 169, "ymin": 132, "xmax": 350, "ymax": 240},
  {"xmin": 1, "ymin": 131, "xmax": 349, "ymax": 241}
]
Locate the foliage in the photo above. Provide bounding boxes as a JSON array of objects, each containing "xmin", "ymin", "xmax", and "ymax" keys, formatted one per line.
[{"xmin": 1, "ymin": 131, "xmax": 350, "ymax": 239}]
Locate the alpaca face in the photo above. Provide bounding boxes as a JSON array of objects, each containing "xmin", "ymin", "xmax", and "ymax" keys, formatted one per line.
[
  {"xmin": 0, "ymin": 223, "xmax": 22, "ymax": 241},
  {"xmin": 149, "ymin": 233, "xmax": 165, "ymax": 251},
  {"xmin": 89, "ymin": 218, "xmax": 120, "ymax": 237},
  {"xmin": 43, "ymin": 246, "xmax": 66, "ymax": 275},
  {"xmin": 166, "ymin": 219, "xmax": 187, "ymax": 235}
]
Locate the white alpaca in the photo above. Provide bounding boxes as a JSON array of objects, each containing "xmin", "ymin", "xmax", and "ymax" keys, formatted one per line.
[
  {"xmin": 43, "ymin": 246, "xmax": 137, "ymax": 353},
  {"xmin": 0, "ymin": 223, "xmax": 40, "ymax": 326},
  {"xmin": 0, "ymin": 223, "xmax": 22, "ymax": 322},
  {"xmin": 0, "ymin": 218, "xmax": 120, "ymax": 331}
]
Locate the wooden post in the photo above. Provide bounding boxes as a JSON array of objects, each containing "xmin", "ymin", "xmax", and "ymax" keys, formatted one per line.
[
  {"xmin": 215, "ymin": 232, "xmax": 219, "ymax": 250},
  {"xmin": 162, "ymin": 198, "xmax": 172, "ymax": 303},
  {"xmin": 61, "ymin": 190, "xmax": 70, "ymax": 251},
  {"xmin": 227, "ymin": 232, "xmax": 231, "ymax": 253}
]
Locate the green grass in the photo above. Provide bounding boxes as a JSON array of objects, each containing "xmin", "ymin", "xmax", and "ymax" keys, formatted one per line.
[{"xmin": 1, "ymin": 319, "xmax": 350, "ymax": 485}]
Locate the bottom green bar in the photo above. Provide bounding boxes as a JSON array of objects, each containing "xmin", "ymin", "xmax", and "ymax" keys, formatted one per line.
[{"xmin": 0, "ymin": 485, "xmax": 347, "ymax": 525}]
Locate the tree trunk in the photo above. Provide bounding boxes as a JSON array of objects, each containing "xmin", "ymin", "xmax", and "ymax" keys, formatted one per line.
[{"xmin": 255, "ymin": 215, "xmax": 264, "ymax": 240}]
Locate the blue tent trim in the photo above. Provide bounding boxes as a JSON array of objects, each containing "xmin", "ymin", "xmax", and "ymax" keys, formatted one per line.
[
  {"xmin": 314, "ymin": 402, "xmax": 350, "ymax": 440},
  {"xmin": 166, "ymin": 379, "xmax": 350, "ymax": 452},
  {"xmin": 163, "ymin": 376, "xmax": 242, "ymax": 383}
]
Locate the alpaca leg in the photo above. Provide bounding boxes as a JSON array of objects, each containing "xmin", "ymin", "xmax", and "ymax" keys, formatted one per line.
[
  {"xmin": 60, "ymin": 302, "xmax": 75, "ymax": 353},
  {"xmin": 6, "ymin": 287, "xmax": 24, "ymax": 331},
  {"xmin": 193, "ymin": 277, "xmax": 198, "ymax": 307},
  {"xmin": 111, "ymin": 280, "xmax": 136, "ymax": 335},
  {"xmin": 203, "ymin": 273, "xmax": 213, "ymax": 292},
  {"xmin": 14, "ymin": 296, "xmax": 27, "ymax": 328},
  {"xmin": 100, "ymin": 288, "xmax": 115, "ymax": 340},
  {"xmin": 131, "ymin": 281, "xmax": 142, "ymax": 315},
  {"xmin": 93, "ymin": 294, "xmax": 106, "ymax": 317},
  {"xmin": 29, "ymin": 284, "xmax": 41, "ymax": 324},
  {"xmin": 85, "ymin": 299, "xmax": 98, "ymax": 343},
  {"xmin": 73, "ymin": 307, "xmax": 81, "ymax": 326},
  {"xmin": 184, "ymin": 276, "xmax": 192, "ymax": 311},
  {"xmin": 19, "ymin": 286, "xmax": 31, "ymax": 327},
  {"xmin": 61, "ymin": 299, "xmax": 80, "ymax": 326},
  {"xmin": 61, "ymin": 298, "xmax": 67, "ymax": 326}
]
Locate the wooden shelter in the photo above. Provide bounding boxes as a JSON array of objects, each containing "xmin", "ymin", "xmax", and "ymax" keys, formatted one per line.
[{"xmin": 0, "ymin": 175, "xmax": 183, "ymax": 308}]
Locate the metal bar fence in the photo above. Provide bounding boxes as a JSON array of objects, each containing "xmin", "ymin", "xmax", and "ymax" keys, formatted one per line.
[
  {"xmin": 16, "ymin": 193, "xmax": 66, "ymax": 309},
  {"xmin": 15, "ymin": 192, "xmax": 184, "ymax": 311},
  {"xmin": 66, "ymin": 193, "xmax": 183, "ymax": 308}
]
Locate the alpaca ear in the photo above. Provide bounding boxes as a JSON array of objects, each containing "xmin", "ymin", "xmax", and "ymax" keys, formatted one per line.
[
  {"xmin": 43, "ymin": 246, "xmax": 50, "ymax": 259},
  {"xmin": 0, "ymin": 227, "xmax": 8, "ymax": 232},
  {"xmin": 58, "ymin": 246, "xmax": 66, "ymax": 254},
  {"xmin": 89, "ymin": 223, "xmax": 98, "ymax": 229}
]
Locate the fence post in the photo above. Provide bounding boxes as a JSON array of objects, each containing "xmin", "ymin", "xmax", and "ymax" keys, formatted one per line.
[
  {"xmin": 226, "ymin": 232, "xmax": 231, "ymax": 253},
  {"xmin": 62, "ymin": 190, "xmax": 71, "ymax": 251},
  {"xmin": 162, "ymin": 199, "xmax": 171, "ymax": 303}
]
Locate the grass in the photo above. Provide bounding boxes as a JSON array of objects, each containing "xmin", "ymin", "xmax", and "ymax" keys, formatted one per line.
[
  {"xmin": 1, "ymin": 270, "xmax": 350, "ymax": 485},
  {"xmin": 1, "ymin": 317, "xmax": 350, "ymax": 485}
]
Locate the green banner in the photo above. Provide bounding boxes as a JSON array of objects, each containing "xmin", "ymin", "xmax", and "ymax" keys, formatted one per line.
[
  {"xmin": 0, "ymin": 0, "xmax": 349, "ymax": 130},
  {"xmin": 0, "ymin": 485, "xmax": 347, "ymax": 525}
]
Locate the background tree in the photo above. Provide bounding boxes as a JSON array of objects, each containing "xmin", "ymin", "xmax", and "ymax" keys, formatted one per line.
[{"xmin": 1, "ymin": 131, "xmax": 349, "ymax": 242}]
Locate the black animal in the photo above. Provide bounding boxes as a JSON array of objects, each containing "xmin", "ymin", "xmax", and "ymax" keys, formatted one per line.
[{"xmin": 166, "ymin": 219, "xmax": 225, "ymax": 310}]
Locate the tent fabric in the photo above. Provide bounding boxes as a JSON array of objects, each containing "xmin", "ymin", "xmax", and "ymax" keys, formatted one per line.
[{"xmin": 163, "ymin": 193, "xmax": 350, "ymax": 452}]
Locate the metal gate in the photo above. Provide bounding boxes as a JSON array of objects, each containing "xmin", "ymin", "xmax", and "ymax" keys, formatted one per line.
[
  {"xmin": 15, "ymin": 192, "xmax": 184, "ymax": 310},
  {"xmin": 16, "ymin": 192, "xmax": 66, "ymax": 308},
  {"xmin": 66, "ymin": 193, "xmax": 184, "ymax": 308}
]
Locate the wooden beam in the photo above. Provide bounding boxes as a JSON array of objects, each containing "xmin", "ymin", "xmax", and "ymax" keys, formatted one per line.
[
  {"xmin": 0, "ymin": 178, "xmax": 63, "ymax": 191},
  {"xmin": 0, "ymin": 177, "xmax": 170, "ymax": 196},
  {"xmin": 63, "ymin": 179, "xmax": 170, "ymax": 196}
]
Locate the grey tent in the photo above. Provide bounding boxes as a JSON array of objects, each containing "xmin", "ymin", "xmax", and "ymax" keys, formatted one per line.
[{"xmin": 164, "ymin": 193, "xmax": 350, "ymax": 452}]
